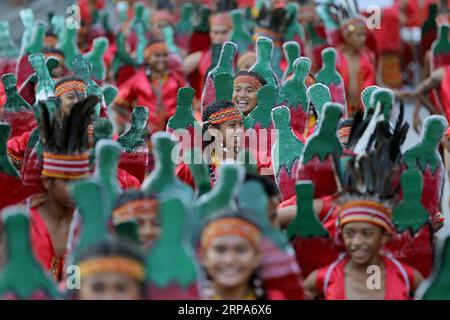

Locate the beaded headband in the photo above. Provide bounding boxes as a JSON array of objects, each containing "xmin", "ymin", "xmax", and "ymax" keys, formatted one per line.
[
  {"xmin": 42, "ymin": 152, "xmax": 91, "ymax": 180},
  {"xmin": 54, "ymin": 80, "xmax": 87, "ymax": 97},
  {"xmin": 338, "ymin": 200, "xmax": 394, "ymax": 233},
  {"xmin": 144, "ymin": 42, "xmax": 168, "ymax": 60},
  {"xmin": 234, "ymin": 75, "xmax": 263, "ymax": 90},
  {"xmin": 201, "ymin": 218, "xmax": 262, "ymax": 250},
  {"xmin": 112, "ymin": 199, "xmax": 159, "ymax": 226},
  {"xmin": 78, "ymin": 256, "xmax": 145, "ymax": 281},
  {"xmin": 205, "ymin": 107, "xmax": 243, "ymax": 125}
]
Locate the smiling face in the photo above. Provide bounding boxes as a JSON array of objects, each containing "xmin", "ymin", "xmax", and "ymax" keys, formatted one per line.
[
  {"xmin": 202, "ymin": 235, "xmax": 261, "ymax": 290},
  {"xmin": 137, "ymin": 214, "xmax": 161, "ymax": 251},
  {"xmin": 147, "ymin": 49, "xmax": 169, "ymax": 74},
  {"xmin": 341, "ymin": 222, "xmax": 389, "ymax": 266},
  {"xmin": 216, "ymin": 117, "xmax": 245, "ymax": 151},
  {"xmin": 233, "ymin": 82, "xmax": 258, "ymax": 115},
  {"xmin": 59, "ymin": 89, "xmax": 87, "ymax": 117}
]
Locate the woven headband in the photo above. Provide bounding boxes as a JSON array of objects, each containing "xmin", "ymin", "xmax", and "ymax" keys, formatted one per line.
[
  {"xmin": 338, "ymin": 200, "xmax": 394, "ymax": 233},
  {"xmin": 201, "ymin": 217, "xmax": 262, "ymax": 250},
  {"xmin": 234, "ymin": 75, "xmax": 263, "ymax": 90},
  {"xmin": 206, "ymin": 107, "xmax": 243, "ymax": 125},
  {"xmin": 78, "ymin": 256, "xmax": 145, "ymax": 281},
  {"xmin": 112, "ymin": 199, "xmax": 159, "ymax": 226},
  {"xmin": 42, "ymin": 152, "xmax": 90, "ymax": 180},
  {"xmin": 54, "ymin": 80, "xmax": 86, "ymax": 97}
]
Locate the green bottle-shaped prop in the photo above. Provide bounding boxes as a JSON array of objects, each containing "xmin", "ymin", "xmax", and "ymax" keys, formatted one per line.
[
  {"xmin": 281, "ymin": 41, "xmax": 300, "ymax": 82},
  {"xmin": 28, "ymin": 53, "xmax": 55, "ymax": 100},
  {"xmin": 57, "ymin": 27, "xmax": 79, "ymax": 69},
  {"xmin": 249, "ymin": 36, "xmax": 278, "ymax": 87},
  {"xmin": 85, "ymin": 37, "xmax": 109, "ymax": 81},
  {"xmin": 231, "ymin": 9, "xmax": 253, "ymax": 54},
  {"xmin": 0, "ymin": 21, "xmax": 19, "ymax": 58}
]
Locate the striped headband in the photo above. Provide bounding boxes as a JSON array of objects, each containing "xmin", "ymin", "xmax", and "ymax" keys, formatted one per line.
[
  {"xmin": 42, "ymin": 152, "xmax": 91, "ymax": 180},
  {"xmin": 78, "ymin": 256, "xmax": 145, "ymax": 281},
  {"xmin": 234, "ymin": 75, "xmax": 263, "ymax": 90},
  {"xmin": 206, "ymin": 107, "xmax": 243, "ymax": 125},
  {"xmin": 112, "ymin": 199, "xmax": 159, "ymax": 226},
  {"xmin": 201, "ymin": 218, "xmax": 262, "ymax": 250},
  {"xmin": 338, "ymin": 200, "xmax": 394, "ymax": 233},
  {"xmin": 338, "ymin": 126, "xmax": 351, "ymax": 140},
  {"xmin": 54, "ymin": 80, "xmax": 86, "ymax": 97}
]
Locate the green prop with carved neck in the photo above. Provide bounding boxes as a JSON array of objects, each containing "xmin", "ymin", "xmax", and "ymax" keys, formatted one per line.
[
  {"xmin": 0, "ymin": 206, "xmax": 60, "ymax": 299},
  {"xmin": 142, "ymin": 132, "xmax": 193, "ymax": 198},
  {"xmin": 167, "ymin": 87, "xmax": 201, "ymax": 132},
  {"xmin": 26, "ymin": 21, "xmax": 46, "ymax": 55},
  {"xmin": 103, "ymin": 85, "xmax": 118, "ymax": 107},
  {"xmin": 185, "ymin": 148, "xmax": 211, "ymax": 198},
  {"xmin": 288, "ymin": 181, "xmax": 329, "ymax": 238},
  {"xmin": 28, "ymin": 53, "xmax": 55, "ymax": 100},
  {"xmin": 130, "ymin": 1, "xmax": 148, "ymax": 33},
  {"xmin": 116, "ymin": 1, "xmax": 129, "ymax": 29},
  {"xmin": 431, "ymin": 24, "xmax": 450, "ymax": 69},
  {"xmin": 361, "ymin": 86, "xmax": 379, "ymax": 118},
  {"xmin": 277, "ymin": 57, "xmax": 310, "ymax": 112},
  {"xmin": 50, "ymin": 15, "xmax": 66, "ymax": 41},
  {"xmin": 86, "ymin": 83, "xmax": 103, "ymax": 118},
  {"xmin": 194, "ymin": 5, "xmax": 211, "ymax": 34},
  {"xmin": 249, "ymin": 36, "xmax": 278, "ymax": 87},
  {"xmin": 0, "ymin": 21, "xmax": 19, "ymax": 58},
  {"xmin": 0, "ymin": 123, "xmax": 19, "ymax": 178},
  {"xmin": 112, "ymin": 32, "xmax": 136, "ymax": 78},
  {"xmin": 307, "ymin": 83, "xmax": 331, "ymax": 126},
  {"xmin": 57, "ymin": 27, "xmax": 79, "ymax": 69},
  {"xmin": 393, "ymin": 169, "xmax": 429, "ymax": 233},
  {"xmin": 231, "ymin": 9, "xmax": 253, "ymax": 54},
  {"xmin": 245, "ymin": 84, "xmax": 277, "ymax": 129},
  {"xmin": 85, "ymin": 37, "xmax": 109, "ymax": 81},
  {"xmin": 18, "ymin": 8, "xmax": 35, "ymax": 61},
  {"xmin": 72, "ymin": 54, "xmax": 92, "ymax": 85},
  {"xmin": 282, "ymin": 41, "xmax": 300, "ymax": 82},
  {"xmin": 403, "ymin": 116, "xmax": 448, "ymax": 173},
  {"xmin": 147, "ymin": 195, "xmax": 199, "ymax": 289},
  {"xmin": 214, "ymin": 73, "xmax": 234, "ymax": 101},
  {"xmin": 284, "ymin": 2, "xmax": 305, "ymax": 43},
  {"xmin": 118, "ymin": 107, "xmax": 148, "ymax": 152},
  {"xmin": 2, "ymin": 74, "xmax": 32, "ymax": 113},
  {"xmin": 418, "ymin": 230, "xmax": 450, "ymax": 299},
  {"xmin": 135, "ymin": 23, "xmax": 147, "ymax": 65},
  {"xmin": 196, "ymin": 164, "xmax": 244, "ymax": 221},
  {"xmin": 115, "ymin": 220, "xmax": 140, "ymax": 245},
  {"xmin": 176, "ymin": 3, "xmax": 194, "ymax": 35},
  {"xmin": 163, "ymin": 26, "xmax": 180, "ymax": 55}
]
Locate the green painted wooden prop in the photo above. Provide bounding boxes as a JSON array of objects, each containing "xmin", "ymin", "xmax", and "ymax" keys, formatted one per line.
[
  {"xmin": 369, "ymin": 88, "xmax": 395, "ymax": 121},
  {"xmin": 213, "ymin": 73, "xmax": 234, "ymax": 101},
  {"xmin": 2, "ymin": 73, "xmax": 32, "ymax": 113},
  {"xmin": 231, "ymin": 9, "xmax": 253, "ymax": 54},
  {"xmin": 284, "ymin": 2, "xmax": 305, "ymax": 43},
  {"xmin": 167, "ymin": 87, "xmax": 201, "ymax": 131},
  {"xmin": 315, "ymin": 48, "xmax": 346, "ymax": 101},
  {"xmin": 307, "ymin": 83, "xmax": 331, "ymax": 125},
  {"xmin": 196, "ymin": 163, "xmax": 244, "ymax": 221},
  {"xmin": 0, "ymin": 206, "xmax": 60, "ymax": 299},
  {"xmin": 50, "ymin": 14, "xmax": 66, "ymax": 41},
  {"xmin": 245, "ymin": 84, "xmax": 277, "ymax": 129},
  {"xmin": 18, "ymin": 8, "xmax": 35, "ymax": 60},
  {"xmin": 431, "ymin": 24, "xmax": 450, "ymax": 58},
  {"xmin": 147, "ymin": 195, "xmax": 199, "ymax": 288},
  {"xmin": 28, "ymin": 53, "xmax": 55, "ymax": 100},
  {"xmin": 118, "ymin": 106, "xmax": 148, "ymax": 152},
  {"xmin": 130, "ymin": 1, "xmax": 148, "ymax": 33},
  {"xmin": 116, "ymin": 1, "xmax": 130, "ymax": 28},
  {"xmin": 287, "ymin": 181, "xmax": 329, "ymax": 238},
  {"xmin": 194, "ymin": 5, "xmax": 211, "ymax": 34},
  {"xmin": 103, "ymin": 85, "xmax": 118, "ymax": 107},
  {"xmin": 249, "ymin": 36, "xmax": 278, "ymax": 87},
  {"xmin": 392, "ymin": 169, "xmax": 429, "ymax": 233},
  {"xmin": 282, "ymin": 41, "xmax": 300, "ymax": 82},
  {"xmin": 316, "ymin": 1, "xmax": 340, "ymax": 31},
  {"xmin": 0, "ymin": 122, "xmax": 19, "ymax": 178},
  {"xmin": 72, "ymin": 54, "xmax": 94, "ymax": 87},
  {"xmin": 237, "ymin": 180, "xmax": 288, "ymax": 248},
  {"xmin": 176, "ymin": 2, "xmax": 194, "ymax": 35},
  {"xmin": 115, "ymin": 220, "xmax": 140, "ymax": 245},
  {"xmin": 135, "ymin": 23, "xmax": 147, "ymax": 65},
  {"xmin": 403, "ymin": 115, "xmax": 448, "ymax": 173},
  {"xmin": 209, "ymin": 42, "xmax": 237, "ymax": 80},
  {"xmin": 0, "ymin": 21, "xmax": 19, "ymax": 58},
  {"xmin": 305, "ymin": 22, "xmax": 327, "ymax": 47},
  {"xmin": 112, "ymin": 32, "xmax": 136, "ymax": 77},
  {"xmin": 277, "ymin": 57, "xmax": 310, "ymax": 112},
  {"xmin": 272, "ymin": 106, "xmax": 304, "ymax": 176},
  {"xmin": 93, "ymin": 118, "xmax": 113, "ymax": 145},
  {"xmin": 71, "ymin": 178, "xmax": 110, "ymax": 261},
  {"xmin": 25, "ymin": 21, "xmax": 46, "ymax": 55},
  {"xmin": 86, "ymin": 83, "xmax": 103, "ymax": 118},
  {"xmin": 185, "ymin": 148, "xmax": 211, "ymax": 197},
  {"xmin": 85, "ymin": 37, "xmax": 109, "ymax": 81},
  {"xmin": 57, "ymin": 27, "xmax": 79, "ymax": 69},
  {"xmin": 361, "ymin": 85, "xmax": 379, "ymax": 118},
  {"xmin": 301, "ymin": 103, "xmax": 343, "ymax": 163},
  {"xmin": 421, "ymin": 4, "xmax": 438, "ymax": 44},
  {"xmin": 92, "ymin": 139, "xmax": 122, "ymax": 218},
  {"xmin": 418, "ymin": 229, "xmax": 450, "ymax": 299},
  {"xmin": 142, "ymin": 132, "xmax": 193, "ymax": 197},
  {"xmin": 163, "ymin": 26, "xmax": 180, "ymax": 55},
  {"xmin": 237, "ymin": 149, "xmax": 258, "ymax": 174}
]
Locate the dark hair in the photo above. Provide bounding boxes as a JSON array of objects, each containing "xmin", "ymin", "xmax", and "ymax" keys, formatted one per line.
[
  {"xmin": 200, "ymin": 208, "xmax": 262, "ymax": 233},
  {"xmin": 114, "ymin": 189, "xmax": 159, "ymax": 211},
  {"xmin": 45, "ymin": 30, "xmax": 58, "ymax": 38},
  {"xmin": 234, "ymin": 71, "xmax": 267, "ymax": 86},
  {"xmin": 202, "ymin": 99, "xmax": 235, "ymax": 148},
  {"xmin": 244, "ymin": 172, "xmax": 279, "ymax": 198},
  {"xmin": 42, "ymin": 47, "xmax": 64, "ymax": 57}
]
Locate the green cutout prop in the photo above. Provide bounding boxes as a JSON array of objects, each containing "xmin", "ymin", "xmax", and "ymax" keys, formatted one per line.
[
  {"xmin": 196, "ymin": 163, "xmax": 244, "ymax": 221},
  {"xmin": 0, "ymin": 122, "xmax": 19, "ymax": 177},
  {"xmin": 213, "ymin": 73, "xmax": 234, "ymax": 101},
  {"xmin": 369, "ymin": 88, "xmax": 395, "ymax": 122},
  {"xmin": 72, "ymin": 54, "xmax": 93, "ymax": 86},
  {"xmin": 175, "ymin": 3, "xmax": 194, "ymax": 36},
  {"xmin": 231, "ymin": 9, "xmax": 253, "ymax": 54},
  {"xmin": 0, "ymin": 21, "xmax": 19, "ymax": 58},
  {"xmin": 85, "ymin": 37, "xmax": 109, "ymax": 81},
  {"xmin": 287, "ymin": 182, "xmax": 329, "ymax": 238},
  {"xmin": 118, "ymin": 107, "xmax": 148, "ymax": 153},
  {"xmin": 307, "ymin": 83, "xmax": 331, "ymax": 126},
  {"xmin": 167, "ymin": 87, "xmax": 200, "ymax": 132},
  {"xmin": 185, "ymin": 148, "xmax": 211, "ymax": 198},
  {"xmin": 147, "ymin": 195, "xmax": 200, "ymax": 298},
  {"xmin": 431, "ymin": 24, "xmax": 450, "ymax": 69},
  {"xmin": 315, "ymin": 47, "xmax": 346, "ymax": 111},
  {"xmin": 103, "ymin": 85, "xmax": 118, "ymax": 107},
  {"xmin": 271, "ymin": 106, "xmax": 304, "ymax": 200},
  {"xmin": 18, "ymin": 8, "xmax": 35, "ymax": 62},
  {"xmin": 281, "ymin": 41, "xmax": 300, "ymax": 82},
  {"xmin": 393, "ymin": 169, "xmax": 429, "ymax": 233},
  {"xmin": 245, "ymin": 84, "xmax": 277, "ymax": 129},
  {"xmin": 57, "ymin": 27, "xmax": 79, "ymax": 69},
  {"xmin": 237, "ymin": 149, "xmax": 258, "ymax": 175},
  {"xmin": 361, "ymin": 85, "xmax": 379, "ymax": 118},
  {"xmin": 28, "ymin": 53, "xmax": 55, "ymax": 100},
  {"xmin": 135, "ymin": 23, "xmax": 147, "ymax": 65},
  {"xmin": 249, "ymin": 36, "xmax": 278, "ymax": 87},
  {"xmin": 163, "ymin": 26, "xmax": 180, "ymax": 55},
  {"xmin": 0, "ymin": 206, "xmax": 60, "ymax": 299},
  {"xmin": 284, "ymin": 2, "xmax": 305, "ymax": 43},
  {"xmin": 26, "ymin": 21, "xmax": 46, "ymax": 55},
  {"xmin": 115, "ymin": 220, "xmax": 140, "ymax": 245},
  {"xmin": 112, "ymin": 32, "xmax": 136, "ymax": 79},
  {"xmin": 86, "ymin": 83, "xmax": 103, "ymax": 118}
]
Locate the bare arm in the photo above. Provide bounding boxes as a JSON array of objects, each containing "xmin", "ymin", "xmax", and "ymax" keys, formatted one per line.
[
  {"xmin": 412, "ymin": 269, "xmax": 424, "ymax": 294},
  {"xmin": 276, "ymin": 199, "xmax": 324, "ymax": 229},
  {"xmin": 183, "ymin": 51, "xmax": 202, "ymax": 76},
  {"xmin": 304, "ymin": 270, "xmax": 320, "ymax": 300}
]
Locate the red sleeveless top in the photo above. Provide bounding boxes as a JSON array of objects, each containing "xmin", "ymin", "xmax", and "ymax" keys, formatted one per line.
[{"xmin": 315, "ymin": 254, "xmax": 415, "ymax": 300}]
